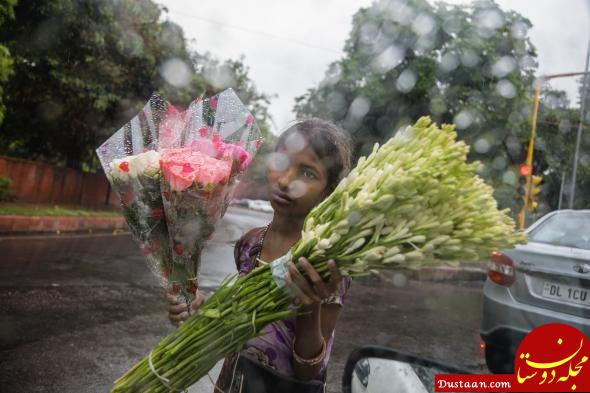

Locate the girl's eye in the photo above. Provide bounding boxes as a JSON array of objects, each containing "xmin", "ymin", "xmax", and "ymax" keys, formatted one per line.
[{"xmin": 302, "ymin": 168, "xmax": 317, "ymax": 180}]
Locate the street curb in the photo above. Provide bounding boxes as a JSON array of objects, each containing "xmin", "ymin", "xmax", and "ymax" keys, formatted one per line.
[
  {"xmin": 0, "ymin": 215, "xmax": 125, "ymax": 234},
  {"xmin": 372, "ymin": 265, "xmax": 487, "ymax": 283},
  {"xmin": 407, "ymin": 266, "xmax": 487, "ymax": 282}
]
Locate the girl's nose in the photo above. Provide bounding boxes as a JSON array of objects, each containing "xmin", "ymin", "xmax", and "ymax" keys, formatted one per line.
[{"xmin": 277, "ymin": 167, "xmax": 295, "ymax": 190}]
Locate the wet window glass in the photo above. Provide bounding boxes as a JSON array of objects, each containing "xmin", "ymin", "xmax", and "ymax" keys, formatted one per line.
[{"xmin": 529, "ymin": 213, "xmax": 590, "ymax": 250}]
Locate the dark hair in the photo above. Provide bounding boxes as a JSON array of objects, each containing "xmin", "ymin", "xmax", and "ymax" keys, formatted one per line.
[{"xmin": 275, "ymin": 117, "xmax": 352, "ymax": 192}]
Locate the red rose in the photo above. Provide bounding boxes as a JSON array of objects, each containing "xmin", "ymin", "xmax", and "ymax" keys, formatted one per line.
[
  {"xmin": 151, "ymin": 208, "xmax": 164, "ymax": 220},
  {"xmin": 122, "ymin": 191, "xmax": 134, "ymax": 205},
  {"xmin": 118, "ymin": 161, "xmax": 129, "ymax": 172}
]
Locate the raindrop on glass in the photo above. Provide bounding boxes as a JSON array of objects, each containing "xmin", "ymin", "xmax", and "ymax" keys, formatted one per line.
[
  {"xmin": 266, "ymin": 152, "xmax": 290, "ymax": 172},
  {"xmin": 454, "ymin": 110, "xmax": 474, "ymax": 129},
  {"xmin": 160, "ymin": 58, "xmax": 191, "ymax": 87},
  {"xmin": 474, "ymin": 138, "xmax": 491, "ymax": 154},
  {"xmin": 348, "ymin": 96, "xmax": 371, "ymax": 119},
  {"xmin": 288, "ymin": 180, "xmax": 308, "ymax": 199},
  {"xmin": 491, "ymin": 56, "xmax": 516, "ymax": 78},
  {"xmin": 496, "ymin": 80, "xmax": 516, "ymax": 98},
  {"xmin": 396, "ymin": 69, "xmax": 417, "ymax": 93}
]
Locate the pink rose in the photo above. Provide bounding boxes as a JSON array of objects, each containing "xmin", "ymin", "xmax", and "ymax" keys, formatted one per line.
[
  {"xmin": 220, "ymin": 143, "xmax": 253, "ymax": 172},
  {"xmin": 160, "ymin": 148, "xmax": 232, "ymax": 192},
  {"xmin": 189, "ymin": 139, "xmax": 219, "ymax": 158}
]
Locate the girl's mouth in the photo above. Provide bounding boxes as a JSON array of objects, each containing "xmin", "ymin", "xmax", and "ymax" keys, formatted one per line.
[{"xmin": 271, "ymin": 191, "xmax": 294, "ymax": 206}]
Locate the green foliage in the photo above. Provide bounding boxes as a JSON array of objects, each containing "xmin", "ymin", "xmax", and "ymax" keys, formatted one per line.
[
  {"xmin": 0, "ymin": 0, "xmax": 272, "ymax": 171},
  {"xmin": 0, "ymin": 175, "xmax": 13, "ymax": 201},
  {"xmin": 0, "ymin": 203, "xmax": 121, "ymax": 216},
  {"xmin": 535, "ymin": 87, "xmax": 590, "ymax": 211},
  {"xmin": 294, "ymin": 0, "xmax": 539, "ymax": 212},
  {"xmin": 0, "ymin": 0, "xmax": 17, "ymax": 125}
]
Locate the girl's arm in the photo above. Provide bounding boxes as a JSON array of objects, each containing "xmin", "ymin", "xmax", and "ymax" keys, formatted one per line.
[{"xmin": 286, "ymin": 258, "xmax": 343, "ymax": 381}]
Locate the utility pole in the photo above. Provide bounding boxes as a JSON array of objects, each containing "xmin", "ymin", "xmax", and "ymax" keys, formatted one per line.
[{"xmin": 568, "ymin": 35, "xmax": 590, "ymax": 209}]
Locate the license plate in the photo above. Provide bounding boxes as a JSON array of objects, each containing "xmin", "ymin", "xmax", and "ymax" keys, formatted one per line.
[{"xmin": 542, "ymin": 282, "xmax": 590, "ymax": 307}]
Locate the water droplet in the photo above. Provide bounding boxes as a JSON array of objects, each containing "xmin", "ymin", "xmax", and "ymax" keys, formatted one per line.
[
  {"xmin": 492, "ymin": 156, "xmax": 507, "ymax": 171},
  {"xmin": 440, "ymin": 52, "xmax": 459, "ymax": 72},
  {"xmin": 160, "ymin": 58, "xmax": 191, "ymax": 87},
  {"xmin": 396, "ymin": 69, "xmax": 417, "ymax": 93},
  {"xmin": 288, "ymin": 180, "xmax": 308, "ymax": 198},
  {"xmin": 372, "ymin": 45, "xmax": 405, "ymax": 73},
  {"xmin": 359, "ymin": 21, "xmax": 380, "ymax": 44},
  {"xmin": 266, "ymin": 152, "xmax": 289, "ymax": 172},
  {"xmin": 496, "ymin": 80, "xmax": 516, "ymax": 98},
  {"xmin": 412, "ymin": 13, "xmax": 436, "ymax": 36},
  {"xmin": 284, "ymin": 131, "xmax": 307, "ymax": 154},
  {"xmin": 460, "ymin": 50, "xmax": 480, "ymax": 67},
  {"xmin": 454, "ymin": 110, "xmax": 474, "ymax": 129},
  {"xmin": 388, "ymin": 1, "xmax": 415, "ymax": 23},
  {"xmin": 326, "ymin": 91, "xmax": 347, "ymax": 113},
  {"xmin": 203, "ymin": 64, "xmax": 237, "ymax": 90},
  {"xmin": 348, "ymin": 96, "xmax": 371, "ymax": 119},
  {"xmin": 118, "ymin": 29, "xmax": 144, "ymax": 58},
  {"xmin": 502, "ymin": 171, "xmax": 518, "ymax": 185},
  {"xmin": 491, "ymin": 56, "xmax": 516, "ymax": 77},
  {"xmin": 430, "ymin": 97, "xmax": 447, "ymax": 115},
  {"xmin": 511, "ymin": 20, "xmax": 529, "ymax": 39},
  {"xmin": 474, "ymin": 138, "xmax": 491, "ymax": 154},
  {"xmin": 475, "ymin": 8, "xmax": 505, "ymax": 33}
]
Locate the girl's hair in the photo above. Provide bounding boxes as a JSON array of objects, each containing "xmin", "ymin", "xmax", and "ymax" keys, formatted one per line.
[{"xmin": 275, "ymin": 117, "xmax": 352, "ymax": 192}]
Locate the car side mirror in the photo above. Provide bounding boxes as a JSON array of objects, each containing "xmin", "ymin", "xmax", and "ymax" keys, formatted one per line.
[{"xmin": 342, "ymin": 345, "xmax": 472, "ymax": 393}]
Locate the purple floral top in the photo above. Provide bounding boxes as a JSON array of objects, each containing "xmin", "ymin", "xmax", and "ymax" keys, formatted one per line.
[{"xmin": 215, "ymin": 227, "xmax": 351, "ymax": 391}]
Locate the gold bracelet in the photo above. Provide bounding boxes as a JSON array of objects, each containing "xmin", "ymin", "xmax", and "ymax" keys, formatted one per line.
[{"xmin": 292, "ymin": 337, "xmax": 326, "ymax": 366}]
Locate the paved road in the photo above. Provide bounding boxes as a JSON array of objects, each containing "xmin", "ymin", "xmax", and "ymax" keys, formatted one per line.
[{"xmin": 0, "ymin": 207, "xmax": 486, "ymax": 393}]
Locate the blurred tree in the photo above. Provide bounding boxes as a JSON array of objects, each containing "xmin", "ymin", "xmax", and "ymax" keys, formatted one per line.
[
  {"xmin": 294, "ymin": 0, "xmax": 540, "ymax": 212},
  {"xmin": 0, "ymin": 0, "xmax": 272, "ymax": 171},
  {"xmin": 0, "ymin": 0, "xmax": 17, "ymax": 126},
  {"xmin": 535, "ymin": 86, "xmax": 590, "ymax": 211}
]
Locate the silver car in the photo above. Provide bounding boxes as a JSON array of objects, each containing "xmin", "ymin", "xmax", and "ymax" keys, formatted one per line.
[{"xmin": 480, "ymin": 209, "xmax": 590, "ymax": 373}]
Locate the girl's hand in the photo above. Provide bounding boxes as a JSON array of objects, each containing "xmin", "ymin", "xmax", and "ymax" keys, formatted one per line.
[
  {"xmin": 166, "ymin": 290, "xmax": 205, "ymax": 326},
  {"xmin": 285, "ymin": 257, "xmax": 342, "ymax": 308}
]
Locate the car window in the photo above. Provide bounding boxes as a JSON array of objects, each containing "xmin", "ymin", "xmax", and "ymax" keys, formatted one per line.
[{"xmin": 529, "ymin": 214, "xmax": 590, "ymax": 250}]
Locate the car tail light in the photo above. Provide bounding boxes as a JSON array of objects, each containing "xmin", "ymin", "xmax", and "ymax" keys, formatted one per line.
[{"xmin": 488, "ymin": 250, "xmax": 515, "ymax": 286}]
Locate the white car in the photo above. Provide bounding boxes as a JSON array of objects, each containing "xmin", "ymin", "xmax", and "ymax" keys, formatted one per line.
[{"xmin": 247, "ymin": 199, "xmax": 273, "ymax": 213}]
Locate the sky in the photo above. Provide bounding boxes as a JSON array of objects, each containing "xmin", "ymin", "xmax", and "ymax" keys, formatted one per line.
[{"xmin": 159, "ymin": 0, "xmax": 590, "ymax": 134}]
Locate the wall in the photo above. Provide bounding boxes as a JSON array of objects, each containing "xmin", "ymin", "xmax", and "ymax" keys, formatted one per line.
[{"xmin": 0, "ymin": 156, "xmax": 117, "ymax": 208}]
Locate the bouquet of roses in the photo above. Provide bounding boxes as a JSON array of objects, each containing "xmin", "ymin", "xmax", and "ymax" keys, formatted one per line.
[
  {"xmin": 96, "ymin": 89, "xmax": 262, "ymax": 305},
  {"xmin": 158, "ymin": 89, "xmax": 261, "ymax": 304},
  {"xmin": 96, "ymin": 94, "xmax": 174, "ymax": 287}
]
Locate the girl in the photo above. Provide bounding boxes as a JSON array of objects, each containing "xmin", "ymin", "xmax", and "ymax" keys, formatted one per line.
[{"xmin": 168, "ymin": 118, "xmax": 353, "ymax": 392}]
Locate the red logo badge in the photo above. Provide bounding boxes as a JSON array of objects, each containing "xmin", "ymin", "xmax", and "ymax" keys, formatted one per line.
[{"xmin": 515, "ymin": 323, "xmax": 590, "ymax": 391}]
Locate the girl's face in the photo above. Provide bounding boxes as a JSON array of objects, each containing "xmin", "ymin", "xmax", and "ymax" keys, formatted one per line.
[{"xmin": 266, "ymin": 142, "xmax": 329, "ymax": 217}]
